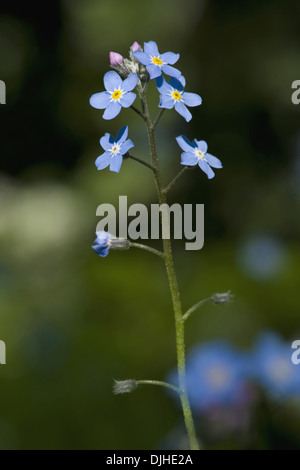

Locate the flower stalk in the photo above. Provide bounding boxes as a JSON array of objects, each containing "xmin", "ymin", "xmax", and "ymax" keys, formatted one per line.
[
  {"xmin": 137, "ymin": 87, "xmax": 200, "ymax": 451},
  {"xmin": 89, "ymin": 40, "xmax": 225, "ymax": 451}
]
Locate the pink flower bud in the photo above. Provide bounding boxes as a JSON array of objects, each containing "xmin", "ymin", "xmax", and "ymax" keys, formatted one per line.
[
  {"xmin": 109, "ymin": 51, "xmax": 123, "ymax": 67},
  {"xmin": 131, "ymin": 41, "xmax": 142, "ymax": 52}
]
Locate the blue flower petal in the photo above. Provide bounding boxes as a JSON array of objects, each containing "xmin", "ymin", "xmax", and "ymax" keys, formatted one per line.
[
  {"xmin": 93, "ymin": 245, "xmax": 110, "ymax": 257},
  {"xmin": 176, "ymin": 135, "xmax": 196, "ymax": 152},
  {"xmin": 103, "ymin": 70, "xmax": 122, "ymax": 92},
  {"xmin": 116, "ymin": 126, "xmax": 128, "ymax": 144},
  {"xmin": 144, "ymin": 41, "xmax": 159, "ymax": 57},
  {"xmin": 156, "ymin": 76, "xmax": 171, "ymax": 94},
  {"xmin": 89, "ymin": 91, "xmax": 110, "ymax": 109},
  {"xmin": 182, "ymin": 92, "xmax": 202, "ymax": 107},
  {"xmin": 100, "ymin": 133, "xmax": 115, "ymax": 150},
  {"xmin": 205, "ymin": 153, "xmax": 223, "ymax": 168},
  {"xmin": 159, "ymin": 94, "xmax": 174, "ymax": 109},
  {"xmin": 198, "ymin": 160, "xmax": 215, "ymax": 179},
  {"xmin": 175, "ymin": 101, "xmax": 192, "ymax": 122},
  {"xmin": 119, "ymin": 139, "xmax": 134, "ymax": 155},
  {"xmin": 110, "ymin": 154, "xmax": 123, "ymax": 173},
  {"xmin": 181, "ymin": 152, "xmax": 198, "ymax": 166},
  {"xmin": 160, "ymin": 52, "xmax": 180, "ymax": 65},
  {"xmin": 122, "ymin": 73, "xmax": 138, "ymax": 92},
  {"xmin": 102, "ymin": 101, "xmax": 121, "ymax": 120},
  {"xmin": 161, "ymin": 64, "xmax": 181, "ymax": 79},
  {"xmin": 95, "ymin": 151, "xmax": 111, "ymax": 170},
  {"xmin": 95, "ymin": 231, "xmax": 112, "ymax": 243},
  {"xmin": 169, "ymin": 77, "xmax": 184, "ymax": 92},
  {"xmin": 119, "ymin": 92, "xmax": 136, "ymax": 108},
  {"xmin": 196, "ymin": 140, "xmax": 208, "ymax": 153},
  {"xmin": 146, "ymin": 63, "xmax": 162, "ymax": 79},
  {"xmin": 132, "ymin": 51, "xmax": 150, "ymax": 65}
]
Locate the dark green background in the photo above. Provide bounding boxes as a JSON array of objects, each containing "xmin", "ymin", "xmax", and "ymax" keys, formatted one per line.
[{"xmin": 0, "ymin": 0, "xmax": 300, "ymax": 449}]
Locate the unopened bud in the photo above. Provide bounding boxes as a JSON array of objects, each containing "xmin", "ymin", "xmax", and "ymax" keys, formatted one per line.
[
  {"xmin": 109, "ymin": 51, "xmax": 124, "ymax": 67},
  {"xmin": 131, "ymin": 41, "xmax": 142, "ymax": 52},
  {"xmin": 113, "ymin": 379, "xmax": 138, "ymax": 394},
  {"xmin": 211, "ymin": 291, "xmax": 232, "ymax": 304}
]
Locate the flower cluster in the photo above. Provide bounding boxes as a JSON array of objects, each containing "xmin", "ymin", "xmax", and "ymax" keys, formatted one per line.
[
  {"xmin": 168, "ymin": 332, "xmax": 300, "ymax": 413},
  {"xmin": 89, "ymin": 40, "xmax": 222, "ymax": 179}
]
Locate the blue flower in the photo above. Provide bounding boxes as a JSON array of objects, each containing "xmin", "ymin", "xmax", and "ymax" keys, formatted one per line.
[
  {"xmin": 176, "ymin": 135, "xmax": 222, "ymax": 179},
  {"xmin": 133, "ymin": 41, "xmax": 181, "ymax": 80},
  {"xmin": 89, "ymin": 71, "xmax": 138, "ymax": 120},
  {"xmin": 92, "ymin": 231, "xmax": 113, "ymax": 257},
  {"xmin": 171, "ymin": 342, "xmax": 249, "ymax": 411},
  {"xmin": 96, "ymin": 126, "xmax": 134, "ymax": 173},
  {"xmin": 251, "ymin": 332, "xmax": 300, "ymax": 400},
  {"xmin": 156, "ymin": 75, "xmax": 202, "ymax": 122}
]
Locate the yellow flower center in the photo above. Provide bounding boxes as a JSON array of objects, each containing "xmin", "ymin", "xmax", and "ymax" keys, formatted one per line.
[
  {"xmin": 152, "ymin": 57, "xmax": 163, "ymax": 66},
  {"xmin": 112, "ymin": 89, "xmax": 122, "ymax": 100},
  {"xmin": 172, "ymin": 91, "xmax": 181, "ymax": 101}
]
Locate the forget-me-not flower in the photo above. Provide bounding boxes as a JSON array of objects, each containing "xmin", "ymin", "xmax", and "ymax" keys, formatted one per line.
[
  {"xmin": 168, "ymin": 341, "xmax": 249, "ymax": 412},
  {"xmin": 96, "ymin": 126, "xmax": 134, "ymax": 173},
  {"xmin": 156, "ymin": 75, "xmax": 202, "ymax": 122},
  {"xmin": 133, "ymin": 41, "xmax": 181, "ymax": 80},
  {"xmin": 176, "ymin": 135, "xmax": 222, "ymax": 179},
  {"xmin": 92, "ymin": 231, "xmax": 113, "ymax": 257},
  {"xmin": 90, "ymin": 71, "xmax": 138, "ymax": 120},
  {"xmin": 251, "ymin": 332, "xmax": 300, "ymax": 400}
]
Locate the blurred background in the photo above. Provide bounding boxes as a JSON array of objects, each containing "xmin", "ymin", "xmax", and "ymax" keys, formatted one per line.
[{"xmin": 0, "ymin": 0, "xmax": 300, "ymax": 450}]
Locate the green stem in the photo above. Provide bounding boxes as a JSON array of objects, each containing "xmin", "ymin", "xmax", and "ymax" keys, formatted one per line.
[
  {"xmin": 164, "ymin": 166, "xmax": 196, "ymax": 194},
  {"xmin": 139, "ymin": 89, "xmax": 199, "ymax": 451},
  {"xmin": 127, "ymin": 153, "xmax": 156, "ymax": 172},
  {"xmin": 137, "ymin": 380, "xmax": 181, "ymax": 395},
  {"xmin": 164, "ymin": 166, "xmax": 188, "ymax": 194},
  {"xmin": 130, "ymin": 104, "xmax": 146, "ymax": 121},
  {"xmin": 183, "ymin": 298, "xmax": 210, "ymax": 322},
  {"xmin": 130, "ymin": 242, "xmax": 165, "ymax": 259},
  {"xmin": 153, "ymin": 109, "xmax": 165, "ymax": 130}
]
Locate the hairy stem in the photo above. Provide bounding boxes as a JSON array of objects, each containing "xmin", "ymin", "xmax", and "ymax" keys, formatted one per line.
[
  {"xmin": 130, "ymin": 104, "xmax": 146, "ymax": 121},
  {"xmin": 138, "ymin": 89, "xmax": 199, "ymax": 451},
  {"xmin": 130, "ymin": 242, "xmax": 165, "ymax": 259},
  {"xmin": 164, "ymin": 166, "xmax": 189, "ymax": 194},
  {"xmin": 137, "ymin": 380, "xmax": 181, "ymax": 395},
  {"xmin": 183, "ymin": 298, "xmax": 210, "ymax": 321},
  {"xmin": 153, "ymin": 109, "xmax": 165, "ymax": 130},
  {"xmin": 126, "ymin": 153, "xmax": 156, "ymax": 172}
]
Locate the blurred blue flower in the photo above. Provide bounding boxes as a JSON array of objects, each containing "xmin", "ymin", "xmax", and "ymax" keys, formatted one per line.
[
  {"xmin": 96, "ymin": 126, "xmax": 134, "ymax": 173},
  {"xmin": 170, "ymin": 341, "xmax": 249, "ymax": 411},
  {"xmin": 92, "ymin": 231, "xmax": 113, "ymax": 257},
  {"xmin": 176, "ymin": 135, "xmax": 222, "ymax": 179},
  {"xmin": 89, "ymin": 71, "xmax": 138, "ymax": 120},
  {"xmin": 237, "ymin": 234, "xmax": 288, "ymax": 282},
  {"xmin": 133, "ymin": 40, "xmax": 181, "ymax": 79},
  {"xmin": 252, "ymin": 332, "xmax": 300, "ymax": 399},
  {"xmin": 156, "ymin": 76, "xmax": 202, "ymax": 122}
]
